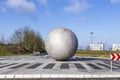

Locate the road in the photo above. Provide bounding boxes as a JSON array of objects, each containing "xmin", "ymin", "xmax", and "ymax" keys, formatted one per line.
[{"xmin": 0, "ymin": 55, "xmax": 120, "ymax": 79}]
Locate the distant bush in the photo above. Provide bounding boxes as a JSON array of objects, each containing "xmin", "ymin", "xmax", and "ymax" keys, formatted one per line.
[
  {"xmin": 8, "ymin": 46, "xmax": 30, "ymax": 54},
  {"xmin": 0, "ymin": 45, "xmax": 15, "ymax": 56},
  {"xmin": 9, "ymin": 26, "xmax": 45, "ymax": 54}
]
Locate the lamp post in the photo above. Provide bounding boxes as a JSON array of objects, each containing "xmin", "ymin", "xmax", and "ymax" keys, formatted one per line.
[
  {"xmin": 90, "ymin": 32, "xmax": 93, "ymax": 44},
  {"xmin": 90, "ymin": 32, "xmax": 93, "ymax": 56}
]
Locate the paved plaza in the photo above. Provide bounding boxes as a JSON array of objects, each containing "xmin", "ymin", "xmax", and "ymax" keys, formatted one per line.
[{"xmin": 0, "ymin": 55, "xmax": 120, "ymax": 79}]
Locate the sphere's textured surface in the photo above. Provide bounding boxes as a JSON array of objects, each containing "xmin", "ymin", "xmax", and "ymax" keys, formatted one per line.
[{"xmin": 45, "ymin": 27, "xmax": 78, "ymax": 61}]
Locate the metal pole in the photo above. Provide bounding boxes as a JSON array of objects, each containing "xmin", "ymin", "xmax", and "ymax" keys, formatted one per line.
[
  {"xmin": 90, "ymin": 32, "xmax": 93, "ymax": 44},
  {"xmin": 110, "ymin": 54, "xmax": 113, "ymax": 71},
  {"xmin": 91, "ymin": 34, "xmax": 92, "ymax": 44},
  {"xmin": 90, "ymin": 32, "xmax": 93, "ymax": 57},
  {"xmin": 111, "ymin": 60, "xmax": 112, "ymax": 71}
]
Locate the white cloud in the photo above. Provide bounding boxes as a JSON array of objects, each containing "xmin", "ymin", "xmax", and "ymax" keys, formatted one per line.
[
  {"xmin": 6, "ymin": 0, "xmax": 37, "ymax": 14},
  {"xmin": 64, "ymin": 0, "xmax": 91, "ymax": 14},
  {"xmin": 111, "ymin": 0, "xmax": 120, "ymax": 3},
  {"xmin": 39, "ymin": 0, "xmax": 48, "ymax": 7}
]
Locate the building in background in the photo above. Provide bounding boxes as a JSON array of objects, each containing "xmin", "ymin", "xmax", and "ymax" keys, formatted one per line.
[
  {"xmin": 90, "ymin": 44, "xmax": 104, "ymax": 51},
  {"xmin": 112, "ymin": 44, "xmax": 120, "ymax": 51}
]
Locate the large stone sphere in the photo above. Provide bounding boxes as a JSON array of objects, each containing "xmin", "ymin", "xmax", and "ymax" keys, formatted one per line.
[{"xmin": 45, "ymin": 27, "xmax": 78, "ymax": 61}]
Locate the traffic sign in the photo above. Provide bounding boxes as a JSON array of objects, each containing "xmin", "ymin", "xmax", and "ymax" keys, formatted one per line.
[
  {"xmin": 110, "ymin": 53, "xmax": 120, "ymax": 71},
  {"xmin": 110, "ymin": 53, "xmax": 120, "ymax": 61}
]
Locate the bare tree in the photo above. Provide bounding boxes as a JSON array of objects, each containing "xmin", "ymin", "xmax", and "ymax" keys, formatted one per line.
[
  {"xmin": 0, "ymin": 35, "xmax": 6, "ymax": 45},
  {"xmin": 10, "ymin": 26, "xmax": 45, "ymax": 53}
]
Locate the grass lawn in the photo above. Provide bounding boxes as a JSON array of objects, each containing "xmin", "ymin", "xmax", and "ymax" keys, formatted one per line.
[
  {"xmin": 0, "ymin": 44, "xmax": 119, "ymax": 58},
  {"xmin": 75, "ymin": 50, "xmax": 120, "ymax": 58},
  {"xmin": 0, "ymin": 45, "xmax": 32, "ymax": 56}
]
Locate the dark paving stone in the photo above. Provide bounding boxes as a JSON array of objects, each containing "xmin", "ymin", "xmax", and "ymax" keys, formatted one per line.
[
  {"xmin": 9, "ymin": 63, "xmax": 29, "ymax": 69},
  {"xmin": 0, "ymin": 63, "xmax": 17, "ymax": 68},
  {"xmin": 74, "ymin": 63, "xmax": 86, "ymax": 69},
  {"xmin": 97, "ymin": 63, "xmax": 111, "ymax": 69},
  {"xmin": 87, "ymin": 63, "xmax": 101, "ymax": 69},
  {"xmin": 113, "ymin": 61, "xmax": 120, "ymax": 64},
  {"xmin": 0, "ymin": 63, "xmax": 7, "ymax": 65},
  {"xmin": 26, "ymin": 63, "xmax": 42, "ymax": 69},
  {"xmin": 61, "ymin": 63, "xmax": 69, "ymax": 69},
  {"xmin": 104, "ymin": 61, "xmax": 120, "ymax": 68},
  {"xmin": 43, "ymin": 63, "xmax": 55, "ymax": 69}
]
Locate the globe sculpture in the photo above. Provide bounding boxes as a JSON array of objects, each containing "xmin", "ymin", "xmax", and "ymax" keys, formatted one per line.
[{"xmin": 45, "ymin": 27, "xmax": 78, "ymax": 61}]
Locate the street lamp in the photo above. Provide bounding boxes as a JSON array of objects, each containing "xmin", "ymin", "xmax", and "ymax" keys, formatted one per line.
[{"xmin": 90, "ymin": 32, "xmax": 93, "ymax": 44}]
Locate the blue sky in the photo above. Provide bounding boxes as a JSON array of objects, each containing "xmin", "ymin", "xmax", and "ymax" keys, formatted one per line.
[{"xmin": 0, "ymin": 0, "xmax": 120, "ymax": 49}]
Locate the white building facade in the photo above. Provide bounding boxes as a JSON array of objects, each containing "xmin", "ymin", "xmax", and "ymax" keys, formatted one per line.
[
  {"xmin": 112, "ymin": 44, "xmax": 120, "ymax": 51},
  {"xmin": 90, "ymin": 44, "xmax": 104, "ymax": 51}
]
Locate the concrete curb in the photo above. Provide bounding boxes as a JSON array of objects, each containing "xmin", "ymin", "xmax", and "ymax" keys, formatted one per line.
[{"xmin": 0, "ymin": 74, "xmax": 120, "ymax": 78}]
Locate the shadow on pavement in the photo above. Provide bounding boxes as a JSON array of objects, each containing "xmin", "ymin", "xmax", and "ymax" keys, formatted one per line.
[{"xmin": 69, "ymin": 57, "xmax": 98, "ymax": 61}]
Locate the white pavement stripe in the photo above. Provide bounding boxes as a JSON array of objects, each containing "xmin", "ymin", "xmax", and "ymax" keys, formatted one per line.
[
  {"xmin": 81, "ymin": 62, "xmax": 92, "ymax": 71},
  {"xmin": 0, "ymin": 62, "xmax": 119, "ymax": 70},
  {"xmin": 37, "ymin": 63, "xmax": 49, "ymax": 69},
  {"xmin": 0, "ymin": 74, "xmax": 120, "ymax": 78},
  {"xmin": 53, "ymin": 63, "xmax": 61, "ymax": 69},
  {"xmin": 69, "ymin": 63, "xmax": 77, "ymax": 70},
  {"xmin": 100, "ymin": 62, "xmax": 118, "ymax": 69}
]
